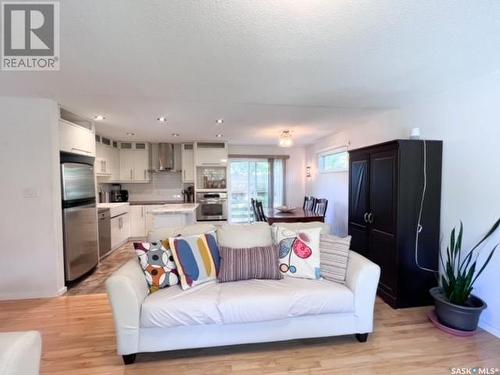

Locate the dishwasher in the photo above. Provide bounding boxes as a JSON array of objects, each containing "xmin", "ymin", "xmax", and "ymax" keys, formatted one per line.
[{"xmin": 98, "ymin": 208, "xmax": 111, "ymax": 259}]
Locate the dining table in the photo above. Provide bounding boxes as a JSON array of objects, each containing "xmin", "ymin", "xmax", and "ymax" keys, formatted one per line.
[{"xmin": 264, "ymin": 208, "xmax": 325, "ymax": 225}]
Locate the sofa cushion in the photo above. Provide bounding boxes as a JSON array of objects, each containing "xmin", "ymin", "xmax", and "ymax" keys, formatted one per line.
[
  {"xmin": 218, "ymin": 277, "xmax": 354, "ymax": 324},
  {"xmin": 217, "ymin": 222, "xmax": 273, "ymax": 248},
  {"xmin": 141, "ymin": 282, "xmax": 222, "ymax": 328},
  {"xmin": 140, "ymin": 277, "xmax": 354, "ymax": 328}
]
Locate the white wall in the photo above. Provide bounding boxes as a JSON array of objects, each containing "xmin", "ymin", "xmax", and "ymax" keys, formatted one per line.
[
  {"xmin": 0, "ymin": 97, "xmax": 65, "ymax": 299},
  {"xmin": 306, "ymin": 70, "xmax": 500, "ymax": 337},
  {"xmin": 229, "ymin": 144, "xmax": 306, "ymax": 208}
]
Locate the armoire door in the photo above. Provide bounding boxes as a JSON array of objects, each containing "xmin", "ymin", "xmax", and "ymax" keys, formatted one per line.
[
  {"xmin": 369, "ymin": 148, "xmax": 398, "ymax": 298},
  {"xmin": 348, "ymin": 151, "xmax": 370, "ymax": 257}
]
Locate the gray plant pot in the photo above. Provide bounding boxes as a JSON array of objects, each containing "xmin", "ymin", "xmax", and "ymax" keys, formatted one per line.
[{"xmin": 430, "ymin": 287, "xmax": 487, "ymax": 331}]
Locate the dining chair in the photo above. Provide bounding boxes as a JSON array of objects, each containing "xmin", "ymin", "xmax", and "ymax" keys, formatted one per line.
[
  {"xmin": 256, "ymin": 200, "xmax": 267, "ymax": 222},
  {"xmin": 303, "ymin": 196, "xmax": 316, "ymax": 211},
  {"xmin": 250, "ymin": 198, "xmax": 259, "ymax": 222},
  {"xmin": 314, "ymin": 198, "xmax": 328, "ymax": 217}
]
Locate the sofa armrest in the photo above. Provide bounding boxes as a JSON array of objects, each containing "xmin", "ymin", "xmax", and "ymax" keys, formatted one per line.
[
  {"xmin": 0, "ymin": 331, "xmax": 41, "ymax": 375},
  {"xmin": 105, "ymin": 259, "xmax": 149, "ymax": 355},
  {"xmin": 345, "ymin": 251, "xmax": 381, "ymax": 333}
]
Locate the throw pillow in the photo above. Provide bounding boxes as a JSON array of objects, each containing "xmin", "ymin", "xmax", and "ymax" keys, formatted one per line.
[
  {"xmin": 274, "ymin": 226, "xmax": 321, "ymax": 280},
  {"xmin": 218, "ymin": 245, "xmax": 283, "ymax": 283},
  {"xmin": 134, "ymin": 241, "xmax": 179, "ymax": 293},
  {"xmin": 168, "ymin": 231, "xmax": 220, "ymax": 290},
  {"xmin": 319, "ymin": 234, "xmax": 351, "ymax": 284}
]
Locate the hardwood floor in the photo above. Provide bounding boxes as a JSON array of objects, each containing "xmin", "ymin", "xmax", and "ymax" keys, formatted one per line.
[
  {"xmin": 0, "ymin": 295, "xmax": 498, "ymax": 374},
  {"xmin": 65, "ymin": 242, "xmax": 136, "ymax": 296}
]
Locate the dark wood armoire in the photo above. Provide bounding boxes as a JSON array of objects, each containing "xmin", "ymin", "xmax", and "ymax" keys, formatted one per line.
[{"xmin": 348, "ymin": 139, "xmax": 442, "ymax": 308}]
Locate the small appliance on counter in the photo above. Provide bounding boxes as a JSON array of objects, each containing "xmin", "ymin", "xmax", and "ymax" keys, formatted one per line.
[
  {"xmin": 182, "ymin": 186, "xmax": 194, "ymax": 203},
  {"xmin": 110, "ymin": 184, "xmax": 129, "ymax": 202}
]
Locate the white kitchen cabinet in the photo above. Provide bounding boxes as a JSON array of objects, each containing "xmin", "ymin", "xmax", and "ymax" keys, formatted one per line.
[
  {"xmin": 129, "ymin": 205, "xmax": 147, "ymax": 238},
  {"xmin": 182, "ymin": 144, "xmax": 194, "ymax": 183},
  {"xmin": 95, "ymin": 157, "xmax": 111, "ymax": 176},
  {"xmin": 195, "ymin": 142, "xmax": 228, "ymax": 166},
  {"xmin": 109, "ymin": 146, "xmax": 120, "ymax": 181},
  {"xmin": 119, "ymin": 142, "xmax": 150, "ymax": 183},
  {"xmin": 145, "ymin": 205, "xmax": 162, "ymax": 235},
  {"xmin": 59, "ymin": 119, "xmax": 95, "ymax": 157},
  {"xmin": 110, "ymin": 213, "xmax": 130, "ymax": 249}
]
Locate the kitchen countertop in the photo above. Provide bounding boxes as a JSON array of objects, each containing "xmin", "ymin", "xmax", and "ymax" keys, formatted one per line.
[
  {"xmin": 128, "ymin": 200, "xmax": 186, "ymax": 205},
  {"xmin": 97, "ymin": 202, "xmax": 130, "ymax": 208},
  {"xmin": 151, "ymin": 203, "xmax": 199, "ymax": 214}
]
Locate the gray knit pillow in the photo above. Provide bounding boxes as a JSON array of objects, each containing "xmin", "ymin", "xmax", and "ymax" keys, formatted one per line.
[
  {"xmin": 218, "ymin": 245, "xmax": 283, "ymax": 283},
  {"xmin": 319, "ymin": 234, "xmax": 351, "ymax": 284}
]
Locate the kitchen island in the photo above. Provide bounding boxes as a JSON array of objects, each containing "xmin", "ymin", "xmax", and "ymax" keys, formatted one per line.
[{"xmin": 150, "ymin": 203, "xmax": 198, "ymax": 229}]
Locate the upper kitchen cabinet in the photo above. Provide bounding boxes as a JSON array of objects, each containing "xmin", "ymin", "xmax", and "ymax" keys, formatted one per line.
[
  {"xmin": 195, "ymin": 142, "xmax": 228, "ymax": 166},
  {"xmin": 59, "ymin": 108, "xmax": 95, "ymax": 157},
  {"xmin": 182, "ymin": 143, "xmax": 195, "ymax": 183},
  {"xmin": 119, "ymin": 142, "xmax": 151, "ymax": 183},
  {"xmin": 95, "ymin": 135, "xmax": 120, "ymax": 180}
]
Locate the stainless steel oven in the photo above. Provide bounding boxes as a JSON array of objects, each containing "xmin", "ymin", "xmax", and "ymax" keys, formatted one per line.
[{"xmin": 196, "ymin": 192, "xmax": 228, "ymax": 221}]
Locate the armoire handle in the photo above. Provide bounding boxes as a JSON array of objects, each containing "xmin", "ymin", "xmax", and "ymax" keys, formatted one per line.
[
  {"xmin": 363, "ymin": 212, "xmax": 369, "ymax": 223},
  {"xmin": 368, "ymin": 213, "xmax": 374, "ymax": 224}
]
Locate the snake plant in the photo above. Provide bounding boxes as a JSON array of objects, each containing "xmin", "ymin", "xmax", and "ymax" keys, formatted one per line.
[{"xmin": 440, "ymin": 218, "xmax": 499, "ymax": 306}]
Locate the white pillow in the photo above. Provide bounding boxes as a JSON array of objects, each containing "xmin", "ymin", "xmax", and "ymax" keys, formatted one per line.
[{"xmin": 274, "ymin": 226, "xmax": 321, "ymax": 280}]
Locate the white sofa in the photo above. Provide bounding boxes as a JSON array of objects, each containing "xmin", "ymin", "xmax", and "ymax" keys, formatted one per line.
[
  {"xmin": 106, "ymin": 222, "xmax": 380, "ymax": 364},
  {"xmin": 0, "ymin": 331, "xmax": 41, "ymax": 375}
]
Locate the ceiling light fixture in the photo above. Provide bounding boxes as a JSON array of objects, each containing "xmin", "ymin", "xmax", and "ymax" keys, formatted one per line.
[
  {"xmin": 216, "ymin": 119, "xmax": 224, "ymax": 124},
  {"xmin": 126, "ymin": 132, "xmax": 135, "ymax": 136},
  {"xmin": 172, "ymin": 133, "xmax": 180, "ymax": 137},
  {"xmin": 216, "ymin": 134, "xmax": 223, "ymax": 138},
  {"xmin": 278, "ymin": 130, "xmax": 294, "ymax": 147},
  {"xmin": 94, "ymin": 115, "xmax": 106, "ymax": 121},
  {"xmin": 157, "ymin": 116, "xmax": 167, "ymax": 122}
]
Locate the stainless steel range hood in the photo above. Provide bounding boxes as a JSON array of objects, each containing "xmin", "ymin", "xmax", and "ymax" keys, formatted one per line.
[{"xmin": 151, "ymin": 143, "xmax": 179, "ymax": 172}]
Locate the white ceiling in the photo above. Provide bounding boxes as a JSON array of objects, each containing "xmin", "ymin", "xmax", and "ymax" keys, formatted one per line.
[{"xmin": 1, "ymin": 1, "xmax": 500, "ymax": 145}]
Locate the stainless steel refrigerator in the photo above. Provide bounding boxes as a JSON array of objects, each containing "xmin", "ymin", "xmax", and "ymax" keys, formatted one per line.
[{"xmin": 61, "ymin": 154, "xmax": 98, "ymax": 282}]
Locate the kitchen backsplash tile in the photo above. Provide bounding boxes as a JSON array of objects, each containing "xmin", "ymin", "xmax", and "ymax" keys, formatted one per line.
[{"xmin": 99, "ymin": 172, "xmax": 187, "ymax": 202}]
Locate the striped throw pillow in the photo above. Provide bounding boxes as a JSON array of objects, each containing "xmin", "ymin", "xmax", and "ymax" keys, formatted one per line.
[
  {"xmin": 319, "ymin": 234, "xmax": 351, "ymax": 284},
  {"xmin": 218, "ymin": 246, "xmax": 283, "ymax": 283}
]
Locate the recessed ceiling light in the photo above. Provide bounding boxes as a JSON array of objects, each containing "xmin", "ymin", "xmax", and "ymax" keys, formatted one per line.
[
  {"xmin": 126, "ymin": 132, "xmax": 135, "ymax": 136},
  {"xmin": 172, "ymin": 133, "xmax": 180, "ymax": 137},
  {"xmin": 94, "ymin": 115, "xmax": 106, "ymax": 121},
  {"xmin": 157, "ymin": 116, "xmax": 167, "ymax": 122},
  {"xmin": 216, "ymin": 134, "xmax": 223, "ymax": 138},
  {"xmin": 216, "ymin": 119, "xmax": 224, "ymax": 124}
]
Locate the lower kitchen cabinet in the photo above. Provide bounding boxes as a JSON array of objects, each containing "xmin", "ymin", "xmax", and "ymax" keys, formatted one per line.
[
  {"xmin": 111, "ymin": 212, "xmax": 130, "ymax": 249},
  {"xmin": 130, "ymin": 205, "xmax": 147, "ymax": 238}
]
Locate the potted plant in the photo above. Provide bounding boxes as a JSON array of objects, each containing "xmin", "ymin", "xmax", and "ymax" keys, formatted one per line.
[{"xmin": 430, "ymin": 218, "xmax": 499, "ymax": 332}]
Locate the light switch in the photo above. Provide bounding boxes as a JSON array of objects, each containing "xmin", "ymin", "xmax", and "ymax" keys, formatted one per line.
[{"xmin": 23, "ymin": 188, "xmax": 39, "ymax": 198}]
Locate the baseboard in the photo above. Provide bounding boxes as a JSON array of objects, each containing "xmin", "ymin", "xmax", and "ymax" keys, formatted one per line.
[
  {"xmin": 0, "ymin": 285, "xmax": 67, "ymax": 301},
  {"xmin": 479, "ymin": 319, "xmax": 500, "ymax": 338}
]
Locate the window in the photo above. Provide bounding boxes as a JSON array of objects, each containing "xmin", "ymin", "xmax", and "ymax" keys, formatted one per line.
[
  {"xmin": 229, "ymin": 158, "xmax": 286, "ymax": 223},
  {"xmin": 319, "ymin": 149, "xmax": 348, "ymax": 172}
]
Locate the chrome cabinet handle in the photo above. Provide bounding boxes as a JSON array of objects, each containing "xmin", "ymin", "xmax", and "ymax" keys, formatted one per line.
[
  {"xmin": 130, "ymin": 169, "xmax": 133, "ymax": 180},
  {"xmin": 363, "ymin": 212, "xmax": 368, "ymax": 223}
]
